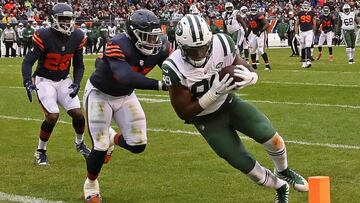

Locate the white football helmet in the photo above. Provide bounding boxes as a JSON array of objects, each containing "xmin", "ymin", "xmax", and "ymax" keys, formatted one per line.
[
  {"xmin": 301, "ymin": 1, "xmax": 311, "ymax": 11},
  {"xmin": 176, "ymin": 14, "xmax": 213, "ymax": 67},
  {"xmin": 240, "ymin": 6, "xmax": 248, "ymax": 16},
  {"xmin": 225, "ymin": 2, "xmax": 234, "ymax": 13},
  {"xmin": 343, "ymin": 4, "xmax": 351, "ymax": 14},
  {"xmin": 189, "ymin": 4, "xmax": 200, "ymax": 15}
]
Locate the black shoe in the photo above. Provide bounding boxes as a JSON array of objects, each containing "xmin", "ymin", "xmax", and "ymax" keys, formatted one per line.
[
  {"xmin": 265, "ymin": 64, "xmax": 271, "ymax": 71},
  {"xmin": 252, "ymin": 64, "xmax": 257, "ymax": 69},
  {"xmin": 34, "ymin": 149, "xmax": 49, "ymax": 166},
  {"xmin": 75, "ymin": 141, "xmax": 91, "ymax": 158}
]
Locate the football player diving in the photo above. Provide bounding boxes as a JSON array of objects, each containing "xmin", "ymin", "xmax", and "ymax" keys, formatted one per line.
[
  {"xmin": 161, "ymin": 14, "xmax": 308, "ymax": 203},
  {"xmin": 21, "ymin": 3, "xmax": 90, "ymax": 166},
  {"xmin": 82, "ymin": 9, "xmax": 171, "ymax": 202}
]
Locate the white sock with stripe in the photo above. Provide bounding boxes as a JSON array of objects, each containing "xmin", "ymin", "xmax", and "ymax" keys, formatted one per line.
[
  {"xmin": 263, "ymin": 135, "xmax": 288, "ymax": 172},
  {"xmin": 247, "ymin": 161, "xmax": 286, "ymax": 189}
]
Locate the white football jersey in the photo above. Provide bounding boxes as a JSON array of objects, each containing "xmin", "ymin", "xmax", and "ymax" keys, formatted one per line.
[
  {"xmin": 340, "ymin": 12, "xmax": 356, "ymax": 30},
  {"xmin": 224, "ymin": 10, "xmax": 242, "ymax": 34},
  {"xmin": 108, "ymin": 26, "xmax": 116, "ymax": 37},
  {"xmin": 162, "ymin": 33, "xmax": 236, "ymax": 116},
  {"xmin": 17, "ymin": 27, "xmax": 25, "ymax": 38}
]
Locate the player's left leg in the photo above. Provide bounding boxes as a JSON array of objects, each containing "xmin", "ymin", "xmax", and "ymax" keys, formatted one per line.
[
  {"xmin": 111, "ymin": 92, "xmax": 147, "ymax": 154},
  {"xmin": 349, "ymin": 30, "xmax": 356, "ymax": 64},
  {"xmin": 257, "ymin": 32, "xmax": 270, "ymax": 70},
  {"xmin": 229, "ymin": 94, "xmax": 308, "ymax": 192},
  {"xmin": 57, "ymin": 76, "xmax": 90, "ymax": 158}
]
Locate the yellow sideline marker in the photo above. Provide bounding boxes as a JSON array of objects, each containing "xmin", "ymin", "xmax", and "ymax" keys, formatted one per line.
[{"xmin": 308, "ymin": 176, "xmax": 331, "ymax": 203}]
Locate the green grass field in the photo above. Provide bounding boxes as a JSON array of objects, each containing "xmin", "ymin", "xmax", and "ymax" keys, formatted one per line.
[{"xmin": 0, "ymin": 46, "xmax": 359, "ymax": 203}]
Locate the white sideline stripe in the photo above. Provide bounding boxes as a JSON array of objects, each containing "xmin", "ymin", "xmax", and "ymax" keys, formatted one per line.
[
  {"xmin": 2, "ymin": 86, "xmax": 360, "ymax": 109},
  {"xmin": 0, "ymin": 115, "xmax": 359, "ymax": 150},
  {"xmin": 0, "ymin": 192, "xmax": 64, "ymax": 203}
]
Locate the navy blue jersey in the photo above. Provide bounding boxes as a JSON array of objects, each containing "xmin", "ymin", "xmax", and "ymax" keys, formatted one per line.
[
  {"xmin": 248, "ymin": 14, "xmax": 266, "ymax": 34},
  {"xmin": 297, "ymin": 10, "xmax": 316, "ymax": 31},
  {"xmin": 319, "ymin": 14, "xmax": 336, "ymax": 33},
  {"xmin": 89, "ymin": 33, "xmax": 171, "ymax": 96},
  {"xmin": 22, "ymin": 28, "xmax": 86, "ymax": 85}
]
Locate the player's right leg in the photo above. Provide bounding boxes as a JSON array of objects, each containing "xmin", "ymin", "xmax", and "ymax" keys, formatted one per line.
[
  {"xmin": 83, "ymin": 80, "xmax": 113, "ymax": 202},
  {"xmin": 249, "ymin": 35, "xmax": 258, "ymax": 69},
  {"xmin": 34, "ymin": 76, "xmax": 61, "ymax": 166}
]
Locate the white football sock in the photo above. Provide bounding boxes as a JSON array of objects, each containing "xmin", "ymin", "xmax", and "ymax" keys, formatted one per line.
[
  {"xmin": 75, "ymin": 133, "xmax": 84, "ymax": 144},
  {"xmin": 263, "ymin": 135, "xmax": 288, "ymax": 172},
  {"xmin": 346, "ymin": 48, "xmax": 352, "ymax": 60},
  {"xmin": 37, "ymin": 138, "xmax": 47, "ymax": 150},
  {"xmin": 247, "ymin": 161, "xmax": 286, "ymax": 189},
  {"xmin": 352, "ymin": 48, "xmax": 355, "ymax": 60}
]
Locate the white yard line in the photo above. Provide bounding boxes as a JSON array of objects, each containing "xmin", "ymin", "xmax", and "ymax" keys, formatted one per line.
[
  {"xmin": 0, "ymin": 115, "xmax": 359, "ymax": 150},
  {"xmin": 0, "ymin": 192, "xmax": 64, "ymax": 203}
]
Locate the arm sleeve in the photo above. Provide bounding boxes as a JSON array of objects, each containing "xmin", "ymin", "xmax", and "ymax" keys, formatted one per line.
[
  {"xmin": 21, "ymin": 45, "xmax": 42, "ymax": 85},
  {"xmin": 72, "ymin": 48, "xmax": 85, "ymax": 86},
  {"xmin": 72, "ymin": 36, "xmax": 86, "ymax": 85},
  {"xmin": 108, "ymin": 58, "xmax": 159, "ymax": 90}
]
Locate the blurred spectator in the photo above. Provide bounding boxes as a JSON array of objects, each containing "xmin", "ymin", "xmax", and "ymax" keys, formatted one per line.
[
  {"xmin": 22, "ymin": 22, "xmax": 34, "ymax": 56},
  {"xmin": 166, "ymin": 20, "xmax": 176, "ymax": 49},
  {"xmin": 276, "ymin": 17, "xmax": 289, "ymax": 47},
  {"xmin": 1, "ymin": 23, "xmax": 17, "ymax": 57}
]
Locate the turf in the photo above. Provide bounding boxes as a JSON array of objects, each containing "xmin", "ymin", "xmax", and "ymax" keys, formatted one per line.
[{"xmin": 0, "ymin": 46, "xmax": 359, "ymax": 203}]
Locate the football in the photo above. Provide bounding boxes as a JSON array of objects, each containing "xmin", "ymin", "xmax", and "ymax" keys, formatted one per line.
[{"xmin": 218, "ymin": 65, "xmax": 243, "ymax": 83}]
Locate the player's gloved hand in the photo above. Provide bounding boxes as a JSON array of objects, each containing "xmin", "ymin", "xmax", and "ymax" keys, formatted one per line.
[
  {"xmin": 24, "ymin": 80, "xmax": 38, "ymax": 102},
  {"xmin": 256, "ymin": 32, "xmax": 261, "ymax": 37},
  {"xmin": 198, "ymin": 72, "xmax": 236, "ymax": 109},
  {"xmin": 69, "ymin": 83, "xmax": 80, "ymax": 98},
  {"xmin": 234, "ymin": 65, "xmax": 258, "ymax": 89},
  {"xmin": 158, "ymin": 80, "xmax": 168, "ymax": 91}
]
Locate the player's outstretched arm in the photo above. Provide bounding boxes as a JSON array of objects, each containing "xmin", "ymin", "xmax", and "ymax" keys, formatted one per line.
[{"xmin": 108, "ymin": 58, "xmax": 161, "ymax": 90}]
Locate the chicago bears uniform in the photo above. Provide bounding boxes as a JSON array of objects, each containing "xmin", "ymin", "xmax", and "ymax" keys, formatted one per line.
[
  {"xmin": 84, "ymin": 33, "xmax": 170, "ymax": 152},
  {"xmin": 296, "ymin": 2, "xmax": 316, "ymax": 68},
  {"xmin": 317, "ymin": 8, "xmax": 336, "ymax": 61},
  {"xmin": 162, "ymin": 15, "xmax": 308, "ymax": 203},
  {"xmin": 247, "ymin": 5, "xmax": 271, "ymax": 70},
  {"xmin": 82, "ymin": 10, "xmax": 171, "ymax": 202},
  {"xmin": 21, "ymin": 3, "xmax": 90, "ymax": 166}
]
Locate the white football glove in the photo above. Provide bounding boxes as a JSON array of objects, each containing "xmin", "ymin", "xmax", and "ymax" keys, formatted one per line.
[
  {"xmin": 233, "ymin": 65, "xmax": 258, "ymax": 89},
  {"xmin": 198, "ymin": 72, "xmax": 237, "ymax": 109}
]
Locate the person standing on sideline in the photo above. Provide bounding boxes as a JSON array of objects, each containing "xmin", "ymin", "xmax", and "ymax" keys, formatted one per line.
[
  {"xmin": 166, "ymin": 20, "xmax": 176, "ymax": 49},
  {"xmin": 276, "ymin": 18, "xmax": 289, "ymax": 47},
  {"xmin": 16, "ymin": 22, "xmax": 25, "ymax": 57},
  {"xmin": 2, "ymin": 23, "xmax": 17, "ymax": 57},
  {"xmin": 288, "ymin": 11, "xmax": 298, "ymax": 56},
  {"xmin": 22, "ymin": 22, "xmax": 34, "ymax": 56}
]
